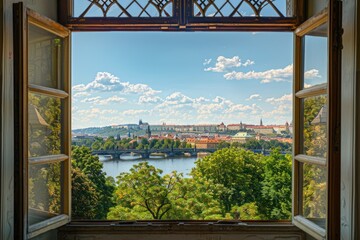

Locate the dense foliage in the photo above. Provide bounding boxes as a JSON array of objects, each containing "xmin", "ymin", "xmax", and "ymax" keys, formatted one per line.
[
  {"xmin": 71, "ymin": 146, "xmax": 115, "ymax": 219},
  {"xmin": 105, "ymin": 148, "xmax": 293, "ymax": 220},
  {"xmin": 75, "ymin": 137, "xmax": 193, "ymax": 150},
  {"xmin": 217, "ymin": 139, "xmax": 292, "ymax": 152}
]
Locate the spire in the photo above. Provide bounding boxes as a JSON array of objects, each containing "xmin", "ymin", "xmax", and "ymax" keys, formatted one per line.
[
  {"xmin": 146, "ymin": 125, "xmax": 152, "ymax": 138},
  {"xmin": 260, "ymin": 118, "xmax": 263, "ymax": 126}
]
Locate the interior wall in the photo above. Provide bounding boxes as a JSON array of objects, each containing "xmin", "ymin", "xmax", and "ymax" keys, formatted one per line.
[
  {"xmin": 1, "ymin": 1, "xmax": 57, "ymax": 240},
  {"xmin": 0, "ymin": 0, "xmax": 3, "ymax": 237},
  {"xmin": 342, "ymin": 0, "xmax": 358, "ymax": 239},
  {"xmin": 305, "ymin": 0, "xmax": 328, "ymax": 19},
  {"xmin": 355, "ymin": 0, "xmax": 360, "ymax": 238}
]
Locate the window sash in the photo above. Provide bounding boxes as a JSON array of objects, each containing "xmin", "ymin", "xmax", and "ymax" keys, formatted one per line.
[
  {"xmin": 292, "ymin": 1, "xmax": 342, "ymax": 238},
  {"xmin": 13, "ymin": 3, "xmax": 71, "ymax": 239}
]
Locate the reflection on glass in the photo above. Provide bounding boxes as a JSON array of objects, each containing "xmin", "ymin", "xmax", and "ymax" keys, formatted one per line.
[
  {"xmin": 28, "ymin": 93, "xmax": 62, "ymax": 157},
  {"xmin": 303, "ymin": 23, "xmax": 328, "ymax": 88},
  {"xmin": 28, "ymin": 162, "xmax": 63, "ymax": 226},
  {"xmin": 303, "ymin": 95, "xmax": 327, "ymax": 157},
  {"xmin": 28, "ymin": 23, "xmax": 63, "ymax": 89},
  {"xmin": 302, "ymin": 163, "xmax": 327, "ymax": 229}
]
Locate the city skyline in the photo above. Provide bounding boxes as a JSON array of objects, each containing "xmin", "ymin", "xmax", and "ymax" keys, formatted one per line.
[{"xmin": 72, "ymin": 32, "xmax": 326, "ymax": 129}]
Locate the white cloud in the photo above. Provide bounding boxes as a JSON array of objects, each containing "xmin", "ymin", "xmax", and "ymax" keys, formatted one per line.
[
  {"xmin": 304, "ymin": 69, "xmax": 321, "ymax": 79},
  {"xmin": 81, "ymin": 96, "xmax": 126, "ymax": 105},
  {"xmin": 74, "ymin": 92, "xmax": 91, "ymax": 98},
  {"xmin": 72, "ymin": 72, "xmax": 123, "ymax": 92},
  {"xmin": 121, "ymin": 82, "xmax": 161, "ymax": 96},
  {"xmin": 265, "ymin": 94, "xmax": 292, "ymax": 104},
  {"xmin": 81, "ymin": 96, "xmax": 102, "ymax": 103},
  {"xmin": 122, "ymin": 109, "xmax": 150, "ymax": 115},
  {"xmin": 204, "ymin": 56, "xmax": 254, "ymax": 72},
  {"xmin": 72, "ymin": 72, "xmax": 161, "ymax": 96},
  {"xmin": 72, "ymin": 108, "xmax": 123, "ymax": 129},
  {"xmin": 224, "ymin": 104, "xmax": 253, "ymax": 113},
  {"xmin": 246, "ymin": 94, "xmax": 261, "ymax": 101},
  {"xmin": 194, "ymin": 97, "xmax": 210, "ymax": 103},
  {"xmin": 242, "ymin": 59, "xmax": 255, "ymax": 67},
  {"xmin": 224, "ymin": 64, "xmax": 293, "ymax": 82},
  {"xmin": 138, "ymin": 95, "xmax": 163, "ymax": 104},
  {"xmin": 165, "ymin": 92, "xmax": 194, "ymax": 104},
  {"xmin": 203, "ymin": 59, "xmax": 212, "ymax": 65},
  {"xmin": 224, "ymin": 64, "xmax": 321, "ymax": 83}
]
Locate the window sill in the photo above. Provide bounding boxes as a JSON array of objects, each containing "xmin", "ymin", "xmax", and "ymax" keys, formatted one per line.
[{"xmin": 59, "ymin": 221, "xmax": 305, "ymax": 240}]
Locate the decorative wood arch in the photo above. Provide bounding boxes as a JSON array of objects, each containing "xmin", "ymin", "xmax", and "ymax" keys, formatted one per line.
[{"xmin": 58, "ymin": 0, "xmax": 301, "ymax": 31}]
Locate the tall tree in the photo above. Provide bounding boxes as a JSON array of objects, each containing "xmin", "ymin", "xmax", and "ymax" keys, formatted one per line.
[
  {"xmin": 260, "ymin": 149, "xmax": 292, "ymax": 220},
  {"xmin": 109, "ymin": 162, "xmax": 184, "ymax": 220},
  {"xmin": 71, "ymin": 167, "xmax": 99, "ymax": 219},
  {"xmin": 191, "ymin": 148, "xmax": 263, "ymax": 214},
  {"xmin": 71, "ymin": 146, "xmax": 115, "ymax": 219}
]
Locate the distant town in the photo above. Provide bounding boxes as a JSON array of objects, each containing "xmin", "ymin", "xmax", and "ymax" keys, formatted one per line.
[{"xmin": 72, "ymin": 119, "xmax": 293, "ymax": 150}]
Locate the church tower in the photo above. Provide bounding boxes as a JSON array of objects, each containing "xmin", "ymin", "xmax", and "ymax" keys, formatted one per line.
[
  {"xmin": 260, "ymin": 118, "xmax": 263, "ymax": 126},
  {"xmin": 146, "ymin": 125, "xmax": 152, "ymax": 138}
]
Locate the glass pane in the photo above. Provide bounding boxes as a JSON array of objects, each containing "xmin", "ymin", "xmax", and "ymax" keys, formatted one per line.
[
  {"xmin": 303, "ymin": 95, "xmax": 327, "ymax": 157},
  {"xmin": 193, "ymin": 0, "xmax": 290, "ymax": 17},
  {"xmin": 28, "ymin": 93, "xmax": 63, "ymax": 157},
  {"xmin": 28, "ymin": 162, "xmax": 63, "ymax": 226},
  {"xmin": 73, "ymin": 0, "xmax": 174, "ymax": 17},
  {"xmin": 28, "ymin": 23, "xmax": 64, "ymax": 89},
  {"xmin": 302, "ymin": 163, "xmax": 327, "ymax": 229},
  {"xmin": 303, "ymin": 23, "xmax": 328, "ymax": 88}
]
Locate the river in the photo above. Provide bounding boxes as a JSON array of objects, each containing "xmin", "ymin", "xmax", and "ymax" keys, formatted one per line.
[{"xmin": 100, "ymin": 155, "xmax": 198, "ymax": 179}]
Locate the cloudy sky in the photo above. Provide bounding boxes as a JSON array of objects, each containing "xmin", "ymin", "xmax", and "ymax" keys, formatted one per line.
[{"xmin": 72, "ymin": 32, "xmax": 327, "ymax": 129}]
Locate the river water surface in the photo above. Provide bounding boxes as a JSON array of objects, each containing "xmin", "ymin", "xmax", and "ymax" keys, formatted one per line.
[{"xmin": 100, "ymin": 155, "xmax": 198, "ymax": 179}]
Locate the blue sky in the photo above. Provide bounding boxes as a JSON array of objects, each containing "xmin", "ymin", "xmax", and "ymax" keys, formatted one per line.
[{"xmin": 72, "ymin": 31, "xmax": 326, "ymax": 129}]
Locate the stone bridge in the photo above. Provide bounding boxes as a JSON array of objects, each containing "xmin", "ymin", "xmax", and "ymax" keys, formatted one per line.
[{"xmin": 92, "ymin": 148, "xmax": 217, "ymax": 159}]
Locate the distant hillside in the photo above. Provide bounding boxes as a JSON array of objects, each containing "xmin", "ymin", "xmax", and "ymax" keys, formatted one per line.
[{"xmin": 72, "ymin": 126, "xmax": 145, "ymax": 138}]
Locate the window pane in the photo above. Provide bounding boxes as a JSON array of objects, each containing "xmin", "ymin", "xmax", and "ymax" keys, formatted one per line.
[
  {"xmin": 28, "ymin": 93, "xmax": 63, "ymax": 157},
  {"xmin": 28, "ymin": 162, "xmax": 63, "ymax": 226},
  {"xmin": 73, "ymin": 0, "xmax": 174, "ymax": 17},
  {"xmin": 302, "ymin": 163, "xmax": 327, "ymax": 229},
  {"xmin": 303, "ymin": 95, "xmax": 327, "ymax": 158},
  {"xmin": 303, "ymin": 23, "xmax": 328, "ymax": 88},
  {"xmin": 28, "ymin": 23, "xmax": 64, "ymax": 89},
  {"xmin": 193, "ymin": 0, "xmax": 290, "ymax": 17}
]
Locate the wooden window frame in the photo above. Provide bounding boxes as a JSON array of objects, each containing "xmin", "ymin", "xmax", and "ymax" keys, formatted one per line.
[
  {"xmin": 13, "ymin": 0, "xmax": 342, "ymax": 239},
  {"xmin": 58, "ymin": 0, "xmax": 301, "ymax": 31},
  {"xmin": 13, "ymin": 3, "xmax": 72, "ymax": 239},
  {"xmin": 292, "ymin": 1, "xmax": 341, "ymax": 239}
]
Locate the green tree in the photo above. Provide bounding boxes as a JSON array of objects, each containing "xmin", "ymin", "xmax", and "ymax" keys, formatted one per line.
[
  {"xmin": 109, "ymin": 162, "xmax": 184, "ymax": 220},
  {"xmin": 217, "ymin": 141, "xmax": 231, "ymax": 149},
  {"xmin": 260, "ymin": 149, "xmax": 292, "ymax": 220},
  {"xmin": 91, "ymin": 140, "xmax": 102, "ymax": 150},
  {"xmin": 71, "ymin": 146, "xmax": 115, "ymax": 219},
  {"xmin": 191, "ymin": 148, "xmax": 263, "ymax": 214},
  {"xmin": 71, "ymin": 167, "xmax": 99, "ymax": 219},
  {"xmin": 103, "ymin": 136, "xmax": 116, "ymax": 150}
]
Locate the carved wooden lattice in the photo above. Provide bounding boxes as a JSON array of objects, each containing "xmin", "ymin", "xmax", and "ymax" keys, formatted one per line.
[
  {"xmin": 75, "ymin": 0, "xmax": 174, "ymax": 17},
  {"xmin": 193, "ymin": 0, "xmax": 286, "ymax": 17}
]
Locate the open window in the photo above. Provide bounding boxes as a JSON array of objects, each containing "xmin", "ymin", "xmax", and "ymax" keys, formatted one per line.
[
  {"xmin": 292, "ymin": 2, "xmax": 341, "ymax": 239},
  {"xmin": 12, "ymin": 0, "xmax": 342, "ymax": 239},
  {"xmin": 13, "ymin": 3, "xmax": 71, "ymax": 239}
]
